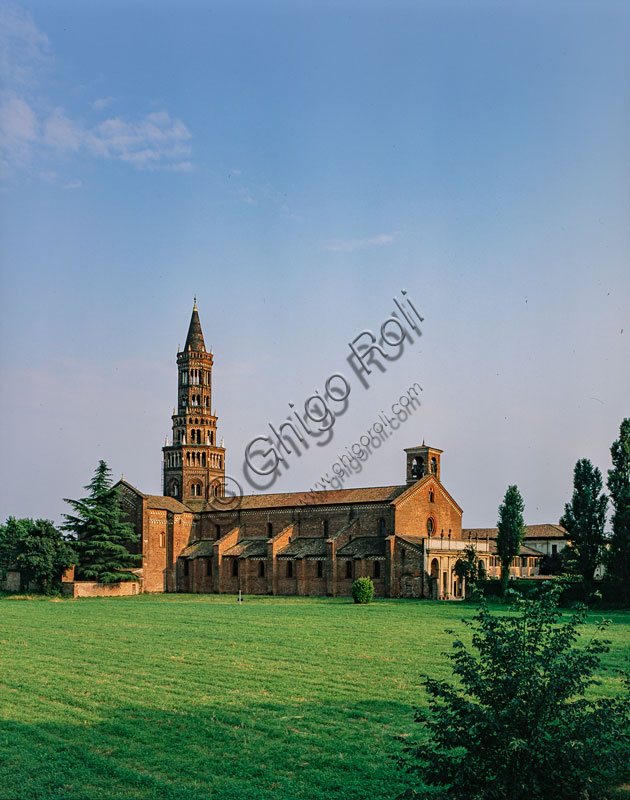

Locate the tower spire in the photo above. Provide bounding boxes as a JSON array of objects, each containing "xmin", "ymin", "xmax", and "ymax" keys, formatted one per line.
[{"xmin": 185, "ymin": 298, "xmax": 205, "ymax": 352}]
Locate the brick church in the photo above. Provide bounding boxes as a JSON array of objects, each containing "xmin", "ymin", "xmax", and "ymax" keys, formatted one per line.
[{"xmin": 118, "ymin": 302, "xmax": 562, "ymax": 598}]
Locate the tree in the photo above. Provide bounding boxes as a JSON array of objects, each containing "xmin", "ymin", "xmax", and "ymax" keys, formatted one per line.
[
  {"xmin": 454, "ymin": 543, "xmax": 486, "ymax": 596},
  {"xmin": 496, "ymin": 484, "xmax": 525, "ymax": 596},
  {"xmin": 14, "ymin": 520, "xmax": 76, "ymax": 594},
  {"xmin": 560, "ymin": 459, "xmax": 608, "ymax": 595},
  {"xmin": 607, "ymin": 418, "xmax": 630, "ymax": 585},
  {"xmin": 397, "ymin": 585, "xmax": 630, "ymax": 800},
  {"xmin": 0, "ymin": 517, "xmax": 34, "ymax": 576},
  {"xmin": 63, "ymin": 460, "xmax": 141, "ymax": 584}
]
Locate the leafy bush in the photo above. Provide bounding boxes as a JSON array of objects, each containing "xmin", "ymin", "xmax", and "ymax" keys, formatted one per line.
[
  {"xmin": 351, "ymin": 576, "xmax": 374, "ymax": 604},
  {"xmin": 397, "ymin": 584, "xmax": 630, "ymax": 800}
]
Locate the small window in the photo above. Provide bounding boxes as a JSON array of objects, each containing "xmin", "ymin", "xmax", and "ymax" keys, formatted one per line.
[
  {"xmin": 522, "ymin": 556, "xmax": 528, "ymax": 568},
  {"xmin": 215, "ymin": 524, "xmax": 221, "ymax": 539},
  {"xmin": 266, "ymin": 522, "xmax": 273, "ymax": 538},
  {"xmin": 401, "ymin": 548, "xmax": 406, "ymax": 562},
  {"xmin": 426, "ymin": 518, "xmax": 434, "ymax": 536},
  {"xmin": 430, "ymin": 456, "xmax": 438, "ymax": 475},
  {"xmin": 552, "ymin": 544, "xmax": 558, "ymax": 555},
  {"xmin": 287, "ymin": 561, "xmax": 293, "ymax": 578},
  {"xmin": 323, "ymin": 520, "xmax": 329, "ymax": 537},
  {"xmin": 206, "ymin": 559, "xmax": 212, "ymax": 576},
  {"xmin": 373, "ymin": 561, "xmax": 381, "ymax": 579},
  {"xmin": 183, "ymin": 559, "xmax": 189, "ymax": 577},
  {"xmin": 232, "ymin": 560, "xmax": 238, "ymax": 577},
  {"xmin": 259, "ymin": 561, "xmax": 265, "ymax": 578},
  {"xmin": 159, "ymin": 532, "xmax": 165, "ymax": 548},
  {"xmin": 429, "ymin": 489, "xmax": 435, "ymax": 503},
  {"xmin": 345, "ymin": 561, "xmax": 353, "ymax": 579},
  {"xmin": 378, "ymin": 517, "xmax": 386, "ymax": 535},
  {"xmin": 317, "ymin": 561, "xmax": 323, "ymax": 578}
]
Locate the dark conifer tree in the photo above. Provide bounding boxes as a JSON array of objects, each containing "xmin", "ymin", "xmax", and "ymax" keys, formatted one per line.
[
  {"xmin": 607, "ymin": 418, "xmax": 630, "ymax": 585},
  {"xmin": 63, "ymin": 460, "xmax": 141, "ymax": 584},
  {"xmin": 560, "ymin": 459, "xmax": 607, "ymax": 595},
  {"xmin": 496, "ymin": 485, "xmax": 525, "ymax": 596}
]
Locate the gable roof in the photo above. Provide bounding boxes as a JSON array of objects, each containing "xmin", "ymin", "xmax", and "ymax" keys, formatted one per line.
[
  {"xmin": 233, "ymin": 485, "xmax": 408, "ymax": 510},
  {"xmin": 145, "ymin": 495, "xmax": 192, "ymax": 513},
  {"xmin": 393, "ymin": 473, "xmax": 463, "ymax": 513},
  {"xmin": 223, "ymin": 539, "xmax": 268, "ymax": 558},
  {"xmin": 462, "ymin": 524, "xmax": 567, "ymax": 541},
  {"xmin": 277, "ymin": 538, "xmax": 328, "ymax": 558}
]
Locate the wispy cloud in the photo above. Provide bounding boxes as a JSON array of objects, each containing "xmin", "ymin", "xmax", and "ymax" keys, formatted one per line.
[
  {"xmin": 91, "ymin": 96, "xmax": 115, "ymax": 111},
  {"xmin": 0, "ymin": 6, "xmax": 194, "ymax": 180},
  {"xmin": 0, "ymin": 4, "xmax": 50, "ymax": 88},
  {"xmin": 62, "ymin": 179, "xmax": 82, "ymax": 190},
  {"xmin": 322, "ymin": 232, "xmax": 401, "ymax": 253}
]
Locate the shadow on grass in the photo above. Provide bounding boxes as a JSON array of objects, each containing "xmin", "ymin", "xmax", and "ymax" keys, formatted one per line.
[{"xmin": 0, "ymin": 698, "xmax": 413, "ymax": 800}]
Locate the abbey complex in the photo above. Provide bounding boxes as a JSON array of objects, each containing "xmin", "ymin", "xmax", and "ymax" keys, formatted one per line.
[{"xmin": 117, "ymin": 302, "xmax": 567, "ymax": 599}]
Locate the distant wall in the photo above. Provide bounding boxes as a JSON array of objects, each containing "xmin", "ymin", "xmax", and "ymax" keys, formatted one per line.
[{"xmin": 62, "ymin": 581, "xmax": 142, "ymax": 598}]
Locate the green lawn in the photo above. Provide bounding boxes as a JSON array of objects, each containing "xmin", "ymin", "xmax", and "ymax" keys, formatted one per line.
[{"xmin": 1, "ymin": 594, "xmax": 629, "ymax": 800}]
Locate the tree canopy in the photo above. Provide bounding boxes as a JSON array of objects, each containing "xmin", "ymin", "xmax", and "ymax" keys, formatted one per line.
[
  {"xmin": 14, "ymin": 519, "xmax": 76, "ymax": 594},
  {"xmin": 63, "ymin": 460, "xmax": 141, "ymax": 584},
  {"xmin": 397, "ymin": 585, "xmax": 630, "ymax": 800},
  {"xmin": 496, "ymin": 484, "xmax": 525, "ymax": 595},
  {"xmin": 607, "ymin": 418, "xmax": 630, "ymax": 586},
  {"xmin": 560, "ymin": 458, "xmax": 607, "ymax": 594}
]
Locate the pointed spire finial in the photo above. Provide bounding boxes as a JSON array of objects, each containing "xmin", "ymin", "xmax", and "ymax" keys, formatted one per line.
[
  {"xmin": 422, "ymin": 438, "xmax": 425, "ymax": 446},
  {"xmin": 193, "ymin": 296, "xmax": 197, "ymax": 310}
]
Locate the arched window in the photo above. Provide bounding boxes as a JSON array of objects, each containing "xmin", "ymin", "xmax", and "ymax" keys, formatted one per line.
[
  {"xmin": 259, "ymin": 561, "xmax": 265, "ymax": 578},
  {"xmin": 378, "ymin": 517, "xmax": 386, "ymax": 535},
  {"xmin": 170, "ymin": 481, "xmax": 179, "ymax": 497},
  {"xmin": 411, "ymin": 457, "xmax": 419, "ymax": 479},
  {"xmin": 430, "ymin": 457, "xmax": 438, "ymax": 475},
  {"xmin": 373, "ymin": 561, "xmax": 381, "ymax": 578},
  {"xmin": 215, "ymin": 524, "xmax": 221, "ymax": 539},
  {"xmin": 182, "ymin": 559, "xmax": 189, "ymax": 577},
  {"xmin": 191, "ymin": 483, "xmax": 201, "ymax": 497},
  {"xmin": 206, "ymin": 559, "xmax": 212, "ymax": 576},
  {"xmin": 159, "ymin": 532, "xmax": 165, "ymax": 548},
  {"xmin": 317, "ymin": 561, "xmax": 323, "ymax": 578},
  {"xmin": 345, "ymin": 560, "xmax": 353, "ymax": 579},
  {"xmin": 323, "ymin": 520, "xmax": 329, "ymax": 537},
  {"xmin": 429, "ymin": 489, "xmax": 435, "ymax": 503},
  {"xmin": 202, "ymin": 453, "xmax": 206, "ymax": 467},
  {"xmin": 427, "ymin": 518, "xmax": 434, "ymax": 536},
  {"xmin": 232, "ymin": 560, "xmax": 238, "ymax": 577},
  {"xmin": 287, "ymin": 561, "xmax": 293, "ymax": 578},
  {"xmin": 266, "ymin": 522, "xmax": 273, "ymax": 538}
]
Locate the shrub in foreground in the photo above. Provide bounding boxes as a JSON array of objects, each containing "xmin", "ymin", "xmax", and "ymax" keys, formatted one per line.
[
  {"xmin": 352, "ymin": 577, "xmax": 374, "ymax": 604},
  {"xmin": 397, "ymin": 584, "xmax": 630, "ymax": 800}
]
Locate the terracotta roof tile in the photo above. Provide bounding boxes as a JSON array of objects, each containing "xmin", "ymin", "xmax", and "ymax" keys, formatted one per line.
[
  {"xmin": 235, "ymin": 485, "xmax": 407, "ymax": 510},
  {"xmin": 336, "ymin": 537, "xmax": 386, "ymax": 558},
  {"xmin": 277, "ymin": 538, "xmax": 328, "ymax": 558},
  {"xmin": 223, "ymin": 539, "xmax": 268, "ymax": 558}
]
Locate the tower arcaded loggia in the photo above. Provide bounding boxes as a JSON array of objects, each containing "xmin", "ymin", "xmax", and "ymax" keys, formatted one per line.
[{"xmin": 162, "ymin": 299, "xmax": 226, "ymax": 508}]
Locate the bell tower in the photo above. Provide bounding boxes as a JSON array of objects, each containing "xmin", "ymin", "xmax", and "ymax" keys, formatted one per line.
[
  {"xmin": 404, "ymin": 443, "xmax": 442, "ymax": 484},
  {"xmin": 162, "ymin": 299, "xmax": 226, "ymax": 508}
]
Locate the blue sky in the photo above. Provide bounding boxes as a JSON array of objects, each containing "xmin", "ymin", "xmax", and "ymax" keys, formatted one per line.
[{"xmin": 1, "ymin": 0, "xmax": 628, "ymax": 527}]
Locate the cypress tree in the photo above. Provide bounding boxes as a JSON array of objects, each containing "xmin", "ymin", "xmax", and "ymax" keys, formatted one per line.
[
  {"xmin": 496, "ymin": 485, "xmax": 525, "ymax": 596},
  {"xmin": 559, "ymin": 459, "xmax": 607, "ymax": 595},
  {"xmin": 607, "ymin": 418, "xmax": 630, "ymax": 585},
  {"xmin": 63, "ymin": 460, "xmax": 141, "ymax": 584}
]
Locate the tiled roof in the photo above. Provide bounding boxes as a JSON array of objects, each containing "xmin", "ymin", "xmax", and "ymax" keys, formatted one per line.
[
  {"xmin": 336, "ymin": 537, "xmax": 386, "ymax": 558},
  {"xmin": 462, "ymin": 524, "xmax": 567, "ymax": 541},
  {"xmin": 184, "ymin": 302, "xmax": 206, "ymax": 352},
  {"xmin": 277, "ymin": 538, "xmax": 328, "ymax": 558},
  {"xmin": 223, "ymin": 539, "xmax": 268, "ymax": 558},
  {"xmin": 235, "ymin": 485, "xmax": 407, "ymax": 510},
  {"xmin": 145, "ymin": 495, "xmax": 192, "ymax": 513},
  {"xmin": 396, "ymin": 534, "xmax": 425, "ymax": 552},
  {"xmin": 180, "ymin": 540, "xmax": 215, "ymax": 559}
]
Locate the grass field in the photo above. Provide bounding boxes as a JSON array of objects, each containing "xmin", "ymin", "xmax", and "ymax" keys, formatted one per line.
[{"xmin": 1, "ymin": 594, "xmax": 629, "ymax": 800}]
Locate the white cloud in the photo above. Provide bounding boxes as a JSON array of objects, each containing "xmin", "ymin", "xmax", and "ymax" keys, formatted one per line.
[
  {"xmin": 91, "ymin": 96, "xmax": 115, "ymax": 111},
  {"xmin": 62, "ymin": 179, "xmax": 82, "ymax": 189},
  {"xmin": 0, "ymin": 7, "xmax": 194, "ymax": 180},
  {"xmin": 322, "ymin": 232, "xmax": 401, "ymax": 253},
  {"xmin": 0, "ymin": 4, "xmax": 50, "ymax": 87},
  {"xmin": 0, "ymin": 93, "xmax": 38, "ymax": 165},
  {"xmin": 87, "ymin": 111, "xmax": 192, "ymax": 168},
  {"xmin": 43, "ymin": 107, "xmax": 82, "ymax": 151}
]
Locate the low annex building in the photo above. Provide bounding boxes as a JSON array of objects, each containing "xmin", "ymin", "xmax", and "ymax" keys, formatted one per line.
[{"xmin": 118, "ymin": 302, "xmax": 563, "ymax": 599}]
